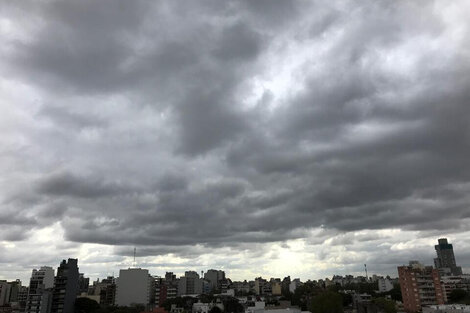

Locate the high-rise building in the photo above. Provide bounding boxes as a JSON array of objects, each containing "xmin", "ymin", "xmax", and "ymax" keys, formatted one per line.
[
  {"xmin": 178, "ymin": 271, "xmax": 202, "ymax": 296},
  {"xmin": 78, "ymin": 274, "xmax": 89, "ymax": 294},
  {"xmin": 115, "ymin": 268, "xmax": 152, "ymax": 306},
  {"xmin": 378, "ymin": 278, "xmax": 394, "ymax": 293},
  {"xmin": 204, "ymin": 270, "xmax": 225, "ymax": 291},
  {"xmin": 398, "ymin": 261, "xmax": 445, "ymax": 313},
  {"xmin": 51, "ymin": 259, "xmax": 79, "ymax": 313},
  {"xmin": 99, "ymin": 277, "xmax": 116, "ymax": 306},
  {"xmin": 0, "ymin": 281, "xmax": 12, "ymax": 306},
  {"xmin": 434, "ymin": 238, "xmax": 463, "ymax": 276},
  {"xmin": 8, "ymin": 279, "xmax": 22, "ymax": 304},
  {"xmin": 26, "ymin": 266, "xmax": 55, "ymax": 313}
]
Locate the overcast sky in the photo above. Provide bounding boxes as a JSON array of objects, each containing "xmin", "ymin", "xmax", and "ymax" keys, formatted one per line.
[{"xmin": 1, "ymin": 0, "xmax": 470, "ymax": 283}]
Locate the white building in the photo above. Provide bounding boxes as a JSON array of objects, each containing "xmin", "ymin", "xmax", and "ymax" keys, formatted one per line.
[
  {"xmin": 289, "ymin": 279, "xmax": 301, "ymax": 294},
  {"xmin": 26, "ymin": 266, "xmax": 55, "ymax": 313},
  {"xmin": 115, "ymin": 268, "xmax": 152, "ymax": 306},
  {"xmin": 423, "ymin": 305, "xmax": 470, "ymax": 313},
  {"xmin": 378, "ymin": 278, "xmax": 394, "ymax": 293}
]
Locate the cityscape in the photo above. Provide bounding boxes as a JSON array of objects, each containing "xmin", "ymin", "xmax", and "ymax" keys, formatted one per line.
[
  {"xmin": 1, "ymin": 238, "xmax": 469, "ymax": 313},
  {"xmin": 2, "ymin": 1, "xmax": 470, "ymax": 313}
]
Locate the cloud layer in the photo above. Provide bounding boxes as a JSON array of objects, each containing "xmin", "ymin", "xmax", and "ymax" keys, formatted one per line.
[{"xmin": 1, "ymin": 0, "xmax": 470, "ymax": 281}]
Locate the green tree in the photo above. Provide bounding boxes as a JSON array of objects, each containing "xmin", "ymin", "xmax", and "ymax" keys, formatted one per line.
[
  {"xmin": 449, "ymin": 289, "xmax": 468, "ymax": 303},
  {"xmin": 372, "ymin": 298, "xmax": 397, "ymax": 313},
  {"xmin": 389, "ymin": 284, "xmax": 402, "ymax": 302},
  {"xmin": 209, "ymin": 306, "xmax": 222, "ymax": 313},
  {"xmin": 309, "ymin": 291, "xmax": 343, "ymax": 313},
  {"xmin": 75, "ymin": 298, "xmax": 100, "ymax": 313},
  {"xmin": 340, "ymin": 293, "xmax": 352, "ymax": 307}
]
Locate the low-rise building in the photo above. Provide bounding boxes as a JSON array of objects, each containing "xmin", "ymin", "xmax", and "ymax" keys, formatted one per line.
[{"xmin": 423, "ymin": 305, "xmax": 470, "ymax": 313}]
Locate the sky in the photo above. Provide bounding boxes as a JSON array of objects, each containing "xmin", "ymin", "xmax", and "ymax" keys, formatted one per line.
[{"xmin": 1, "ymin": 0, "xmax": 470, "ymax": 284}]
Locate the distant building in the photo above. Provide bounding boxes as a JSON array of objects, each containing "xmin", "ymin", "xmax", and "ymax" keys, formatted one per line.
[
  {"xmin": 115, "ymin": 268, "xmax": 152, "ymax": 306},
  {"xmin": 270, "ymin": 279, "xmax": 282, "ymax": 296},
  {"xmin": 78, "ymin": 274, "xmax": 89, "ymax": 294},
  {"xmin": 178, "ymin": 272, "xmax": 202, "ymax": 296},
  {"xmin": 398, "ymin": 261, "xmax": 445, "ymax": 313},
  {"xmin": 0, "ymin": 281, "xmax": 12, "ymax": 306},
  {"xmin": 51, "ymin": 259, "xmax": 80, "ymax": 313},
  {"xmin": 378, "ymin": 278, "xmax": 394, "ymax": 293},
  {"xmin": 25, "ymin": 266, "xmax": 55, "ymax": 313},
  {"xmin": 423, "ymin": 305, "xmax": 470, "ymax": 313},
  {"xmin": 17, "ymin": 286, "xmax": 29, "ymax": 309},
  {"xmin": 7, "ymin": 280, "xmax": 22, "ymax": 304},
  {"xmin": 254, "ymin": 278, "xmax": 268, "ymax": 295},
  {"xmin": 289, "ymin": 279, "xmax": 302, "ymax": 294},
  {"xmin": 434, "ymin": 239, "xmax": 463, "ymax": 276},
  {"xmin": 440, "ymin": 276, "xmax": 470, "ymax": 303},
  {"xmin": 204, "ymin": 270, "xmax": 225, "ymax": 291},
  {"xmin": 99, "ymin": 277, "xmax": 116, "ymax": 306}
]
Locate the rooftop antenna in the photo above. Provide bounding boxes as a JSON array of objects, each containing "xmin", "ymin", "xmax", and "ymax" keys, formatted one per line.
[
  {"xmin": 133, "ymin": 247, "xmax": 136, "ymax": 268},
  {"xmin": 364, "ymin": 264, "xmax": 368, "ymax": 280}
]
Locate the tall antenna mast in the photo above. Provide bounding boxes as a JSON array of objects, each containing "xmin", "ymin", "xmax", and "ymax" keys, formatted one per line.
[
  {"xmin": 133, "ymin": 247, "xmax": 136, "ymax": 268},
  {"xmin": 364, "ymin": 264, "xmax": 368, "ymax": 280}
]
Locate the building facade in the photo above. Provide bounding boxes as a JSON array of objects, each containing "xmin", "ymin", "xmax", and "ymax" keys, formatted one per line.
[
  {"xmin": 434, "ymin": 239, "xmax": 463, "ymax": 276},
  {"xmin": 25, "ymin": 266, "xmax": 55, "ymax": 313},
  {"xmin": 51, "ymin": 259, "xmax": 80, "ymax": 313},
  {"xmin": 178, "ymin": 272, "xmax": 202, "ymax": 296},
  {"xmin": 398, "ymin": 261, "xmax": 445, "ymax": 313},
  {"xmin": 115, "ymin": 268, "xmax": 151, "ymax": 306}
]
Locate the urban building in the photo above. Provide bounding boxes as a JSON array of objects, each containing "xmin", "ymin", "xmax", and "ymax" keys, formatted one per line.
[
  {"xmin": 289, "ymin": 279, "xmax": 302, "ymax": 294},
  {"xmin": 7, "ymin": 280, "xmax": 22, "ymax": 304},
  {"xmin": 378, "ymin": 278, "xmax": 394, "ymax": 293},
  {"xmin": 254, "ymin": 278, "xmax": 267, "ymax": 295},
  {"xmin": 51, "ymin": 259, "xmax": 80, "ymax": 313},
  {"xmin": 398, "ymin": 261, "xmax": 445, "ymax": 313},
  {"xmin": 178, "ymin": 272, "xmax": 202, "ymax": 296},
  {"xmin": 78, "ymin": 274, "xmax": 89, "ymax": 294},
  {"xmin": 434, "ymin": 239, "xmax": 463, "ymax": 276},
  {"xmin": 204, "ymin": 270, "xmax": 225, "ymax": 292},
  {"xmin": 99, "ymin": 277, "xmax": 116, "ymax": 306},
  {"xmin": 270, "ymin": 279, "xmax": 282, "ymax": 296},
  {"xmin": 440, "ymin": 276, "xmax": 470, "ymax": 303},
  {"xmin": 25, "ymin": 266, "xmax": 55, "ymax": 313},
  {"xmin": 17, "ymin": 286, "xmax": 29, "ymax": 309},
  {"xmin": 423, "ymin": 305, "xmax": 470, "ymax": 313},
  {"xmin": 115, "ymin": 268, "xmax": 152, "ymax": 306},
  {"xmin": 0, "ymin": 281, "xmax": 12, "ymax": 306}
]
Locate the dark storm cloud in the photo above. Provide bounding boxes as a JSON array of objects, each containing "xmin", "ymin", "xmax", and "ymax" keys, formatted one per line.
[
  {"xmin": 1, "ymin": 0, "xmax": 470, "ymax": 277},
  {"xmin": 37, "ymin": 171, "xmax": 132, "ymax": 198}
]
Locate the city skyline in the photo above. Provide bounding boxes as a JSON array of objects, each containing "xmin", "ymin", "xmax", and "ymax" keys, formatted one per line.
[
  {"xmin": 2, "ymin": 0, "xmax": 470, "ymax": 289},
  {"xmin": 1, "ymin": 238, "xmax": 467, "ymax": 284}
]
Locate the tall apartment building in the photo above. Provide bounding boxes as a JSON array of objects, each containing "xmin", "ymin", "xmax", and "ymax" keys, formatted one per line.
[
  {"xmin": 289, "ymin": 279, "xmax": 302, "ymax": 293},
  {"xmin": 115, "ymin": 268, "xmax": 152, "ymax": 306},
  {"xmin": 51, "ymin": 259, "xmax": 79, "ymax": 313},
  {"xmin": 440, "ymin": 276, "xmax": 470, "ymax": 303},
  {"xmin": 378, "ymin": 278, "xmax": 394, "ymax": 293},
  {"xmin": 99, "ymin": 277, "xmax": 116, "ymax": 306},
  {"xmin": 178, "ymin": 271, "xmax": 202, "ymax": 296},
  {"xmin": 398, "ymin": 261, "xmax": 445, "ymax": 313},
  {"xmin": 0, "ymin": 281, "xmax": 12, "ymax": 306},
  {"xmin": 434, "ymin": 238, "xmax": 463, "ymax": 276},
  {"xmin": 204, "ymin": 270, "xmax": 225, "ymax": 291},
  {"xmin": 78, "ymin": 274, "xmax": 89, "ymax": 294},
  {"xmin": 25, "ymin": 266, "xmax": 55, "ymax": 313},
  {"xmin": 154, "ymin": 275, "xmax": 178, "ymax": 307}
]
